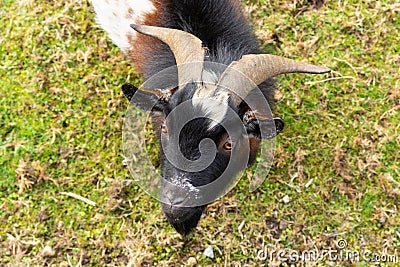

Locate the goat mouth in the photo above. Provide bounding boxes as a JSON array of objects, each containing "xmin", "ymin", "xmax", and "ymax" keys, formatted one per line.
[{"xmin": 161, "ymin": 204, "xmax": 205, "ymax": 235}]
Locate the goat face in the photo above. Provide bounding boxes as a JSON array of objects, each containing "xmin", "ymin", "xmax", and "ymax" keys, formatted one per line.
[
  {"xmin": 122, "ymin": 25, "xmax": 330, "ymax": 235},
  {"xmin": 123, "ymin": 79, "xmax": 274, "ymax": 235}
]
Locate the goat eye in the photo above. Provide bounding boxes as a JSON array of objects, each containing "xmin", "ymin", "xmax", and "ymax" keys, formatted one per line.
[
  {"xmin": 223, "ymin": 140, "xmax": 234, "ymax": 151},
  {"xmin": 161, "ymin": 123, "xmax": 167, "ymax": 134}
]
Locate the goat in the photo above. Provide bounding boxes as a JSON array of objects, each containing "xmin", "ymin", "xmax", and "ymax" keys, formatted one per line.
[{"xmin": 92, "ymin": 0, "xmax": 330, "ymax": 235}]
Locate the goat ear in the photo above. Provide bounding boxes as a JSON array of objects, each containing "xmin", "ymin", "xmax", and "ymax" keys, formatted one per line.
[
  {"xmin": 270, "ymin": 117, "xmax": 284, "ymax": 136},
  {"xmin": 243, "ymin": 111, "xmax": 284, "ymax": 140},
  {"xmin": 122, "ymin": 83, "xmax": 163, "ymax": 112},
  {"xmin": 122, "ymin": 83, "xmax": 138, "ymax": 101}
]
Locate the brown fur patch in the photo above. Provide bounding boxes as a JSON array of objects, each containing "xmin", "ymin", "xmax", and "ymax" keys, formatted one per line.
[
  {"xmin": 127, "ymin": 0, "xmax": 245, "ymax": 77},
  {"xmin": 151, "ymin": 112, "xmax": 165, "ymax": 139},
  {"xmin": 127, "ymin": 0, "xmax": 164, "ymax": 77},
  {"xmin": 248, "ymin": 137, "xmax": 261, "ymax": 165}
]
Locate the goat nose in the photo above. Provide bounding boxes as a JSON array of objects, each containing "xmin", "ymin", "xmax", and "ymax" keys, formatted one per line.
[
  {"xmin": 171, "ymin": 196, "xmax": 186, "ymax": 206},
  {"xmin": 163, "ymin": 191, "xmax": 186, "ymax": 206}
]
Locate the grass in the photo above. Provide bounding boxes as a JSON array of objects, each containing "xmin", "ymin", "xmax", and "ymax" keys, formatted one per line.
[{"xmin": 0, "ymin": 0, "xmax": 399, "ymax": 266}]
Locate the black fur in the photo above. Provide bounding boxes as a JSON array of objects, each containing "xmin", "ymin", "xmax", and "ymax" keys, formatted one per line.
[
  {"xmin": 140, "ymin": 0, "xmax": 276, "ymax": 106},
  {"xmin": 131, "ymin": 0, "xmax": 278, "ymax": 235}
]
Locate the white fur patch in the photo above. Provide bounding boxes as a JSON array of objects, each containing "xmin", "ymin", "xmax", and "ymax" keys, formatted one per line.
[
  {"xmin": 193, "ymin": 69, "xmax": 219, "ymax": 100},
  {"xmin": 192, "ymin": 70, "xmax": 230, "ymax": 130},
  {"xmin": 192, "ymin": 92, "xmax": 229, "ymax": 130},
  {"xmin": 91, "ymin": 0, "xmax": 155, "ymax": 52},
  {"xmin": 201, "ymin": 69, "xmax": 219, "ymax": 84},
  {"xmin": 170, "ymin": 174, "xmax": 200, "ymax": 197}
]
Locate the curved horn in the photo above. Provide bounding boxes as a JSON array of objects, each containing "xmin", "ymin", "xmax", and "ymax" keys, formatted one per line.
[
  {"xmin": 130, "ymin": 24, "xmax": 205, "ymax": 88},
  {"xmin": 217, "ymin": 54, "xmax": 331, "ymax": 106}
]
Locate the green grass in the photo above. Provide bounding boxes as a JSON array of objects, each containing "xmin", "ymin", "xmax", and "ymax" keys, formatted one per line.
[{"xmin": 1, "ymin": 0, "xmax": 399, "ymax": 266}]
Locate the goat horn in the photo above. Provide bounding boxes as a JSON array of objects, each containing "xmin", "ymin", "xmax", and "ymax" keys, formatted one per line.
[
  {"xmin": 217, "ymin": 54, "xmax": 331, "ymax": 106},
  {"xmin": 130, "ymin": 24, "xmax": 205, "ymax": 89},
  {"xmin": 140, "ymin": 87, "xmax": 178, "ymax": 101}
]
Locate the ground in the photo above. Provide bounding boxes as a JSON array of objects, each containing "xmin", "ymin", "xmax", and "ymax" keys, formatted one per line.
[{"xmin": 0, "ymin": 0, "xmax": 399, "ymax": 266}]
